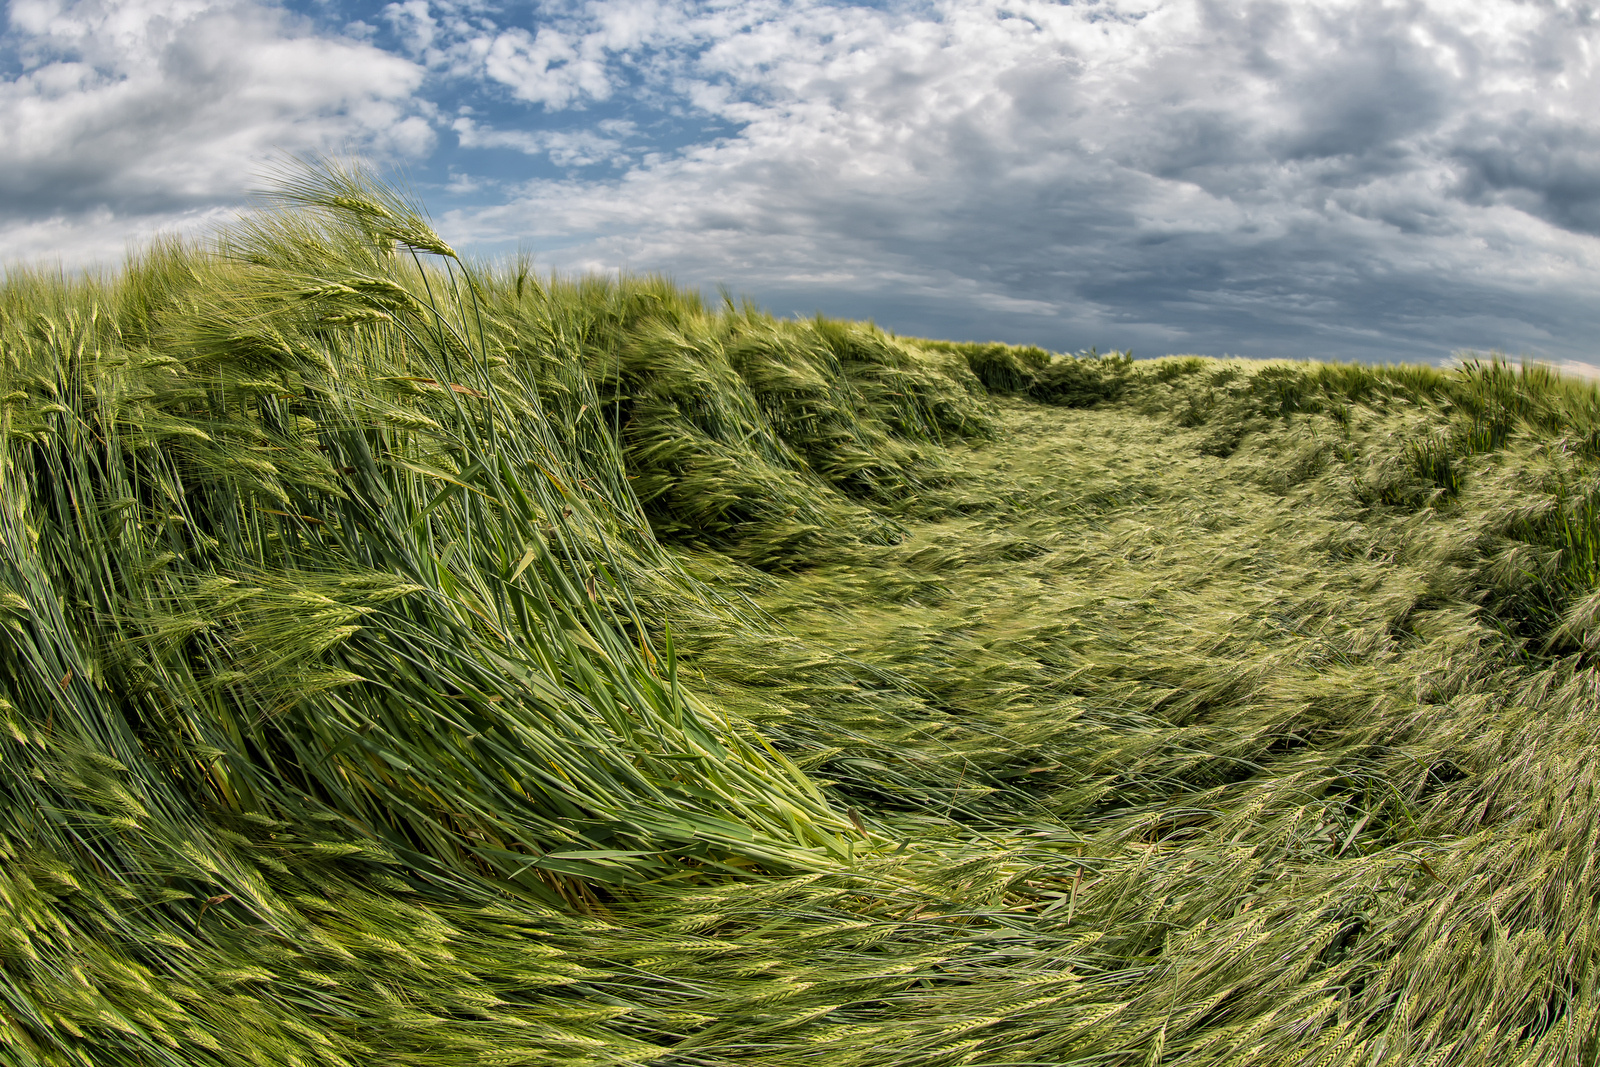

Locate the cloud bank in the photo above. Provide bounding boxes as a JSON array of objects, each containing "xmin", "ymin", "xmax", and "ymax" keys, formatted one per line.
[{"xmin": 6, "ymin": 0, "xmax": 1600, "ymax": 365}]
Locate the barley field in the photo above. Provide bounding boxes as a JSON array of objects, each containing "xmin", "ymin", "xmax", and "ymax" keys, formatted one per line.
[{"xmin": 5, "ymin": 163, "xmax": 1600, "ymax": 1066}]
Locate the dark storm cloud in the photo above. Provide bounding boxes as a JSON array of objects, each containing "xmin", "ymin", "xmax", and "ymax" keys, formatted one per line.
[{"xmin": 1450, "ymin": 118, "xmax": 1600, "ymax": 236}]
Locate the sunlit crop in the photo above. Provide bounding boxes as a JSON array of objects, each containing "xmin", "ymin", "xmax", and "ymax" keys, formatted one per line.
[{"xmin": 5, "ymin": 161, "xmax": 1600, "ymax": 1066}]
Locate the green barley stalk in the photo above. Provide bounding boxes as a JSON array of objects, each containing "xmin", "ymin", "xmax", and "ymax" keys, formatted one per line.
[{"xmin": 8, "ymin": 159, "xmax": 1600, "ymax": 1067}]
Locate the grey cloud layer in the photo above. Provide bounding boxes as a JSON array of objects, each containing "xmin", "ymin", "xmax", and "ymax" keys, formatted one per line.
[{"xmin": 440, "ymin": 0, "xmax": 1600, "ymax": 363}]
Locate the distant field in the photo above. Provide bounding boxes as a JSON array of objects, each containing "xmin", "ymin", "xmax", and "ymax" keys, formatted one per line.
[{"xmin": 5, "ymin": 162, "xmax": 1600, "ymax": 1066}]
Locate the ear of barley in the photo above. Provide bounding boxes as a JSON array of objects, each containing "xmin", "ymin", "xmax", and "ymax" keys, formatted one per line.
[{"xmin": 6, "ymin": 158, "xmax": 1600, "ymax": 1066}]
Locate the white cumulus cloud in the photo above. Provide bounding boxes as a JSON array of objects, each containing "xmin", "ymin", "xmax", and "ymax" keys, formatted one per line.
[{"xmin": 0, "ymin": 0, "xmax": 432, "ymax": 265}]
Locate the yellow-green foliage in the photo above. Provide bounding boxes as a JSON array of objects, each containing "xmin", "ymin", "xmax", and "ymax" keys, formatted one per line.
[{"xmin": 6, "ymin": 161, "xmax": 1600, "ymax": 1067}]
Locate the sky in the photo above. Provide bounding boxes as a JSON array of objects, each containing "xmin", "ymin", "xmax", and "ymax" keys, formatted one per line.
[{"xmin": 4, "ymin": 0, "xmax": 1600, "ymax": 368}]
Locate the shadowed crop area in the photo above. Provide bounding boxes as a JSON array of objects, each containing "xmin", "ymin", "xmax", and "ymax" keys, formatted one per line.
[{"xmin": 7, "ymin": 163, "xmax": 1600, "ymax": 1066}]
